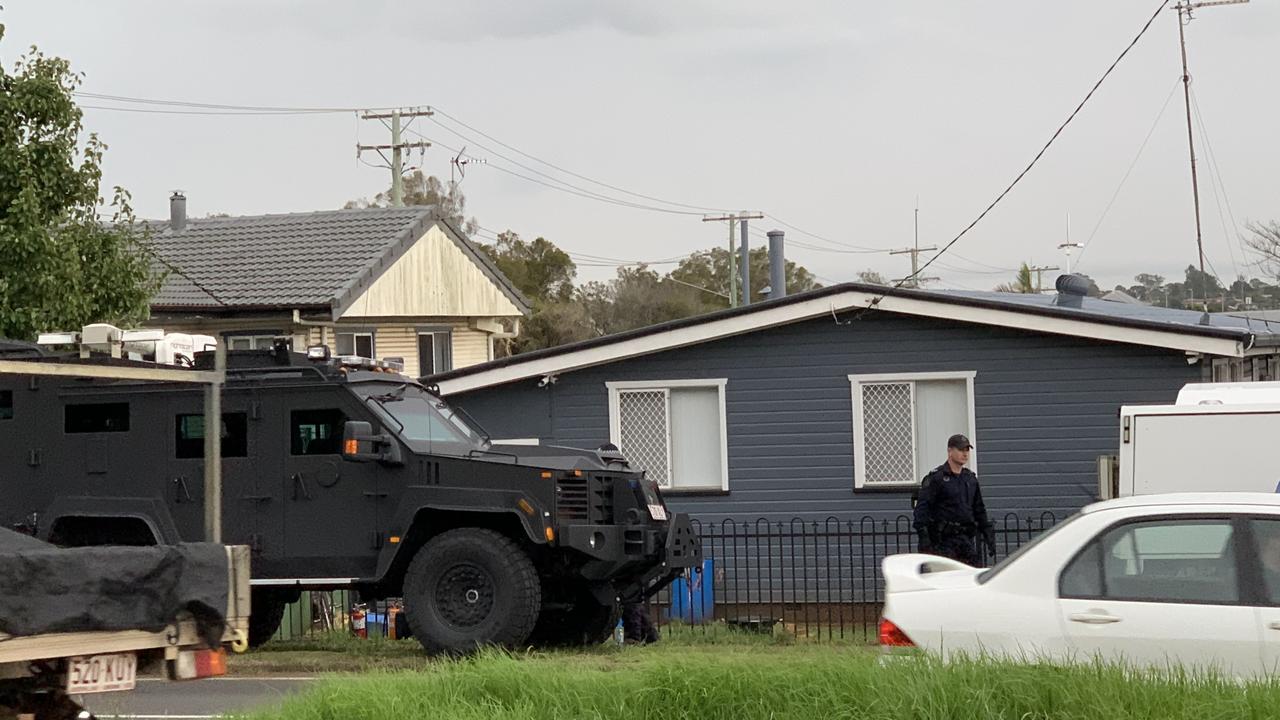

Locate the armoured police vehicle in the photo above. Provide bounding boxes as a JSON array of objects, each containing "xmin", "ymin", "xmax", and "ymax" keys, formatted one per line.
[{"xmin": 0, "ymin": 331, "xmax": 700, "ymax": 653}]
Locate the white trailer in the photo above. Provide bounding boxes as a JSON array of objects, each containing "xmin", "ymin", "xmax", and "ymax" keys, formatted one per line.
[{"xmin": 1113, "ymin": 381, "xmax": 1280, "ymax": 497}]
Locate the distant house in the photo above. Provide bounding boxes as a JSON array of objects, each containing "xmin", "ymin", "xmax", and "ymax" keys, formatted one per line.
[
  {"xmin": 145, "ymin": 194, "xmax": 528, "ymax": 377},
  {"xmin": 429, "ymin": 281, "xmax": 1280, "ymax": 524}
]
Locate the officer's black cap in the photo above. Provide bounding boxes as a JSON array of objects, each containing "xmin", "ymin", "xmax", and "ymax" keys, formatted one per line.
[{"xmin": 947, "ymin": 434, "xmax": 973, "ymax": 450}]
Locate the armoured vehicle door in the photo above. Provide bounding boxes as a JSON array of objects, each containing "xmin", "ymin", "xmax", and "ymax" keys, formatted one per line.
[
  {"xmin": 168, "ymin": 392, "xmax": 272, "ymax": 547},
  {"xmin": 268, "ymin": 389, "xmax": 380, "ymax": 581}
]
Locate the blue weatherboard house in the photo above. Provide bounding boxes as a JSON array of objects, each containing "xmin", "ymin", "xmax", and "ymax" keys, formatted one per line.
[{"xmin": 428, "ymin": 279, "xmax": 1280, "ymax": 527}]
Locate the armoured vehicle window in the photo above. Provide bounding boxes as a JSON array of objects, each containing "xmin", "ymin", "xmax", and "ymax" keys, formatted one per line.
[
  {"xmin": 356, "ymin": 384, "xmax": 485, "ymax": 449},
  {"xmin": 0, "ymin": 390, "xmax": 11, "ymax": 420},
  {"xmin": 175, "ymin": 413, "xmax": 249, "ymax": 458},
  {"xmin": 65, "ymin": 402, "xmax": 129, "ymax": 433},
  {"xmin": 291, "ymin": 409, "xmax": 346, "ymax": 455}
]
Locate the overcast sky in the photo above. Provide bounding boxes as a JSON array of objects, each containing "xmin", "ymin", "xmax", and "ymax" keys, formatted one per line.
[{"xmin": 5, "ymin": 0, "xmax": 1278, "ymax": 291}]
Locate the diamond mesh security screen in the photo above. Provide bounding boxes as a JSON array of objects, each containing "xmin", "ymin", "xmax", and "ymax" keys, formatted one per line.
[
  {"xmin": 618, "ymin": 390, "xmax": 671, "ymax": 486},
  {"xmin": 862, "ymin": 382, "xmax": 915, "ymax": 485}
]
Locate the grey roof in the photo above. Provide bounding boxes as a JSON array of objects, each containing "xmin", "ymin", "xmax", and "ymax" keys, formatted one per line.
[
  {"xmin": 146, "ymin": 207, "xmax": 530, "ymax": 316},
  {"xmin": 937, "ymin": 289, "xmax": 1280, "ymax": 339},
  {"xmin": 429, "ymin": 281, "xmax": 1280, "ymax": 387},
  {"xmin": 1100, "ymin": 289, "xmax": 1145, "ymax": 305}
]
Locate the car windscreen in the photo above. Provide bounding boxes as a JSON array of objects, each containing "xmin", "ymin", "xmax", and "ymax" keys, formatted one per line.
[
  {"xmin": 356, "ymin": 384, "xmax": 487, "ymax": 450},
  {"xmin": 976, "ymin": 512, "xmax": 1081, "ymax": 585}
]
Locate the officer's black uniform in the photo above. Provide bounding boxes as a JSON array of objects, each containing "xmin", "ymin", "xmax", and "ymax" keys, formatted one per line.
[{"xmin": 912, "ymin": 436, "xmax": 996, "ymax": 565}]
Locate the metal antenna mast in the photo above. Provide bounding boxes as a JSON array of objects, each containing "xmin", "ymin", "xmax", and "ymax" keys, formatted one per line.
[{"xmin": 1174, "ymin": 0, "xmax": 1248, "ymax": 311}]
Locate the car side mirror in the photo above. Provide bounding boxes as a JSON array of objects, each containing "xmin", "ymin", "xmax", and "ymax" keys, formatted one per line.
[{"xmin": 342, "ymin": 421, "xmax": 402, "ymax": 465}]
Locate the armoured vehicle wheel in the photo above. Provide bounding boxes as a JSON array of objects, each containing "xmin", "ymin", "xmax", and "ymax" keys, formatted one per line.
[
  {"xmin": 403, "ymin": 528, "xmax": 540, "ymax": 655},
  {"xmin": 525, "ymin": 587, "xmax": 620, "ymax": 648},
  {"xmin": 247, "ymin": 592, "xmax": 288, "ymax": 648}
]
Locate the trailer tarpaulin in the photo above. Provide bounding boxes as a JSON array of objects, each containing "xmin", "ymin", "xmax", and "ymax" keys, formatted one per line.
[{"xmin": 0, "ymin": 529, "xmax": 228, "ymax": 646}]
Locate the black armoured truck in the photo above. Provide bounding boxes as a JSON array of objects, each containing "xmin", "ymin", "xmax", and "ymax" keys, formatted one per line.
[{"xmin": 0, "ymin": 337, "xmax": 700, "ymax": 654}]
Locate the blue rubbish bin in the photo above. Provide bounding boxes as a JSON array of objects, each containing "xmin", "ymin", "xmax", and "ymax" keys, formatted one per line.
[
  {"xmin": 666, "ymin": 558, "xmax": 714, "ymax": 624},
  {"xmin": 366, "ymin": 611, "xmax": 388, "ymax": 638}
]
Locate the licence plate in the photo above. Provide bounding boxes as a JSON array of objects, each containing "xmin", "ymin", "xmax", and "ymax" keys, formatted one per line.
[
  {"xmin": 647, "ymin": 504, "xmax": 668, "ymax": 521},
  {"xmin": 67, "ymin": 652, "xmax": 137, "ymax": 694}
]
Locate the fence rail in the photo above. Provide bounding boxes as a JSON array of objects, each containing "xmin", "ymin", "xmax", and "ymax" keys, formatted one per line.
[{"xmin": 271, "ymin": 512, "xmax": 1058, "ymax": 645}]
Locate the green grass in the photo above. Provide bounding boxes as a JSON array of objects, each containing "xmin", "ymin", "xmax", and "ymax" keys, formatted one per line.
[{"xmin": 237, "ymin": 640, "xmax": 1280, "ymax": 720}]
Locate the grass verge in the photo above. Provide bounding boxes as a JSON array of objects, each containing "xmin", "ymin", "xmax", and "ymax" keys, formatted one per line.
[
  {"xmin": 229, "ymin": 621, "xmax": 856, "ymax": 674},
  {"xmin": 237, "ymin": 642, "xmax": 1280, "ymax": 720}
]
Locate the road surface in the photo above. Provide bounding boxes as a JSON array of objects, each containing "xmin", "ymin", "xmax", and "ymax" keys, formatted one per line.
[{"xmin": 82, "ymin": 676, "xmax": 316, "ymax": 718}]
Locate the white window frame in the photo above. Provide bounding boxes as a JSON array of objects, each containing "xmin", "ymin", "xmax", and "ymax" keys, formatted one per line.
[
  {"xmin": 606, "ymin": 379, "xmax": 729, "ymax": 492},
  {"xmin": 848, "ymin": 371, "xmax": 977, "ymax": 490}
]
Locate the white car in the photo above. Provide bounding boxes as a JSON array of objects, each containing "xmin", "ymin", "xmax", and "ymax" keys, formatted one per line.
[{"xmin": 880, "ymin": 493, "xmax": 1280, "ymax": 677}]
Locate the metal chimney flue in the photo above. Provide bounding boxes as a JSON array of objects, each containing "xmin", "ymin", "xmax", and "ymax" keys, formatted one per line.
[
  {"xmin": 169, "ymin": 191, "xmax": 187, "ymax": 231},
  {"xmin": 767, "ymin": 230, "xmax": 786, "ymax": 300}
]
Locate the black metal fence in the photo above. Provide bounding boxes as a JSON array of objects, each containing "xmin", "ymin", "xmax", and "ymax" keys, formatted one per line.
[
  {"xmin": 271, "ymin": 512, "xmax": 1058, "ymax": 645},
  {"xmin": 643, "ymin": 512, "xmax": 1058, "ymax": 644}
]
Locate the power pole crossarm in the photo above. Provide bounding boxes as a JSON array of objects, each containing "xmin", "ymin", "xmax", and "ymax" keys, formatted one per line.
[
  {"xmin": 702, "ymin": 212, "xmax": 763, "ymax": 307},
  {"xmin": 890, "ymin": 245, "xmax": 939, "ymax": 289},
  {"xmin": 357, "ymin": 107, "xmax": 436, "ymax": 207},
  {"xmin": 1028, "ymin": 265, "xmax": 1060, "ymax": 294}
]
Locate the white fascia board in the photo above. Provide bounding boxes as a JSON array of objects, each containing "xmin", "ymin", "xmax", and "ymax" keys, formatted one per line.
[
  {"xmin": 436, "ymin": 290, "xmax": 1246, "ymax": 395},
  {"xmin": 606, "ymin": 379, "xmax": 728, "ymax": 390}
]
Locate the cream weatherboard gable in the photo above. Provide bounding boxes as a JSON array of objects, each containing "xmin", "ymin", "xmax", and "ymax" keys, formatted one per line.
[{"xmin": 340, "ymin": 224, "xmax": 524, "ymax": 319}]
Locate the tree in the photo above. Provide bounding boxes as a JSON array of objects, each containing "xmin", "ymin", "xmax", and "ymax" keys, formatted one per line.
[
  {"xmin": 856, "ymin": 270, "xmax": 888, "ymax": 285},
  {"xmin": 345, "ymin": 171, "xmax": 477, "ymax": 235},
  {"xmin": 669, "ymin": 246, "xmax": 820, "ymax": 304},
  {"xmin": 479, "ymin": 231, "xmax": 576, "ymax": 304},
  {"xmin": 0, "ymin": 33, "xmax": 162, "ymax": 341},
  {"xmin": 994, "ymin": 263, "xmax": 1036, "ymax": 293},
  {"xmin": 579, "ymin": 266, "xmax": 706, "ymax": 337},
  {"xmin": 1247, "ymin": 221, "xmax": 1280, "ymax": 281},
  {"xmin": 479, "ymin": 231, "xmax": 588, "ymax": 355}
]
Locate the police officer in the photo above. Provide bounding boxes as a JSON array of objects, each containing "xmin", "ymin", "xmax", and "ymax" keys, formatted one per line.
[{"xmin": 912, "ymin": 434, "xmax": 996, "ymax": 565}]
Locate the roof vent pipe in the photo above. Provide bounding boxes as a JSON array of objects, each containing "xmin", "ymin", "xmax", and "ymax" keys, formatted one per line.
[
  {"xmin": 768, "ymin": 230, "xmax": 786, "ymax": 300},
  {"xmin": 170, "ymin": 191, "xmax": 187, "ymax": 232},
  {"xmin": 1054, "ymin": 273, "xmax": 1090, "ymax": 309}
]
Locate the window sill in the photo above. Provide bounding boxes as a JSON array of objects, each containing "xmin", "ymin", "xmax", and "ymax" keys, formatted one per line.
[
  {"xmin": 853, "ymin": 484, "xmax": 919, "ymax": 494},
  {"xmin": 660, "ymin": 488, "xmax": 730, "ymax": 497}
]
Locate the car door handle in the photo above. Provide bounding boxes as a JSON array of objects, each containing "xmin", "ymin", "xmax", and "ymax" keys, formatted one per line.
[
  {"xmin": 1069, "ymin": 612, "xmax": 1122, "ymax": 625},
  {"xmin": 1267, "ymin": 622, "xmax": 1280, "ymax": 631}
]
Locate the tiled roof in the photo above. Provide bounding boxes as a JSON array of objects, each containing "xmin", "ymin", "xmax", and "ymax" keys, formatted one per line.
[{"xmin": 146, "ymin": 207, "xmax": 528, "ymax": 314}]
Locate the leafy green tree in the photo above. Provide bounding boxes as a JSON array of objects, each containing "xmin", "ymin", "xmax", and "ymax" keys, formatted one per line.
[
  {"xmin": 669, "ymin": 246, "xmax": 820, "ymax": 304},
  {"xmin": 579, "ymin": 266, "xmax": 706, "ymax": 337},
  {"xmin": 480, "ymin": 231, "xmax": 576, "ymax": 304},
  {"xmin": 0, "ymin": 32, "xmax": 161, "ymax": 340},
  {"xmin": 479, "ymin": 231, "xmax": 587, "ymax": 355},
  {"xmin": 345, "ymin": 171, "xmax": 477, "ymax": 235},
  {"xmin": 994, "ymin": 263, "xmax": 1036, "ymax": 293}
]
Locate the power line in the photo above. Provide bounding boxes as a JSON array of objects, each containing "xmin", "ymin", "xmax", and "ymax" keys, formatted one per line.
[
  {"xmin": 429, "ymin": 108, "xmax": 734, "ymax": 214},
  {"xmin": 74, "ymin": 91, "xmax": 360, "ymax": 113},
  {"xmin": 763, "ymin": 214, "xmax": 888, "ymax": 253},
  {"xmin": 75, "ymin": 89, "xmax": 898, "ymax": 257},
  {"xmin": 1190, "ymin": 87, "xmax": 1247, "ymax": 285},
  {"xmin": 891, "ymin": 0, "xmax": 1172, "ymax": 294},
  {"xmin": 77, "ymin": 104, "xmax": 344, "ymax": 116},
  {"xmin": 409, "ymin": 129, "xmax": 708, "ymax": 216},
  {"xmin": 1074, "ymin": 77, "xmax": 1182, "ymax": 269}
]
